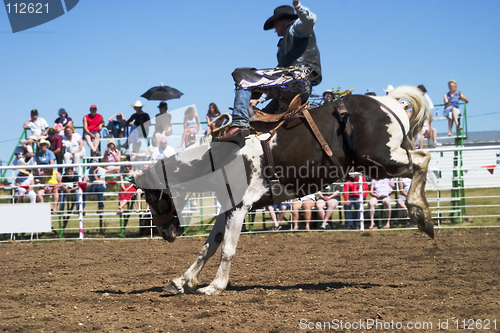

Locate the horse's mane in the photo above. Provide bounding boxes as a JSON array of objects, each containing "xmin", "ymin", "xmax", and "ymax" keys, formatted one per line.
[{"xmin": 388, "ymin": 85, "xmax": 431, "ymax": 142}]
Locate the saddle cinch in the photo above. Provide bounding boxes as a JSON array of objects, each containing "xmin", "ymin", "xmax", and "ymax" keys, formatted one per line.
[{"xmin": 210, "ymin": 95, "xmax": 346, "ymax": 204}]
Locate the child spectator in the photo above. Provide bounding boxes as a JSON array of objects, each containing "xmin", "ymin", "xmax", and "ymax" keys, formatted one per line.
[
  {"xmin": 177, "ymin": 107, "xmax": 200, "ymax": 149},
  {"xmin": 106, "ymin": 112, "xmax": 127, "ymax": 138},
  {"xmin": 154, "ymin": 102, "xmax": 172, "ymax": 146},
  {"xmin": 83, "ymin": 105, "xmax": 104, "ymax": 156},
  {"xmin": 53, "ymin": 108, "xmax": 73, "ymax": 135},
  {"xmin": 23, "ymin": 109, "xmax": 49, "ymax": 138},
  {"xmin": 14, "ymin": 164, "xmax": 36, "ymax": 203},
  {"xmin": 118, "ymin": 165, "xmax": 142, "ymax": 213}
]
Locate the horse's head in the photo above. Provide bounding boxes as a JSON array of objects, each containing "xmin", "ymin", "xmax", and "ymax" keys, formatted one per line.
[{"xmin": 132, "ymin": 163, "xmax": 183, "ymax": 243}]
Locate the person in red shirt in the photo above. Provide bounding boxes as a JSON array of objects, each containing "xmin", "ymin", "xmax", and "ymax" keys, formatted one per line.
[
  {"xmin": 342, "ymin": 173, "xmax": 368, "ymax": 229},
  {"xmin": 83, "ymin": 105, "xmax": 104, "ymax": 156},
  {"xmin": 46, "ymin": 128, "xmax": 63, "ymax": 173}
]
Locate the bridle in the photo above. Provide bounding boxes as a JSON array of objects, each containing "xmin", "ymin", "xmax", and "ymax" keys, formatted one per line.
[{"xmin": 146, "ymin": 159, "xmax": 179, "ymax": 227}]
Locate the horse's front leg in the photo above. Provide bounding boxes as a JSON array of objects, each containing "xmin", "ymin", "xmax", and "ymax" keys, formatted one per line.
[
  {"xmin": 406, "ymin": 150, "xmax": 434, "ymax": 238},
  {"xmin": 163, "ymin": 212, "xmax": 227, "ymax": 295},
  {"xmin": 197, "ymin": 207, "xmax": 248, "ymax": 295}
]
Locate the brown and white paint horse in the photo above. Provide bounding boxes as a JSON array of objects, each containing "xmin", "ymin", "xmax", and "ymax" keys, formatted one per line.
[{"xmin": 134, "ymin": 85, "xmax": 433, "ymax": 295}]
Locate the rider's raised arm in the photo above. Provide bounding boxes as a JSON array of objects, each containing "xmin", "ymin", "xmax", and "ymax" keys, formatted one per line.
[{"xmin": 290, "ymin": 2, "xmax": 316, "ymax": 37}]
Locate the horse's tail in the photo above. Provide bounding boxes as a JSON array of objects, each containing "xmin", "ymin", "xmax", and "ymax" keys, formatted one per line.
[{"xmin": 388, "ymin": 85, "xmax": 431, "ymax": 142}]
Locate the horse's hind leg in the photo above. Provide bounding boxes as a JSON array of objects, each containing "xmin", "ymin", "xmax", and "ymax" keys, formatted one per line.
[
  {"xmin": 163, "ymin": 212, "xmax": 227, "ymax": 295},
  {"xmin": 406, "ymin": 150, "xmax": 434, "ymax": 238}
]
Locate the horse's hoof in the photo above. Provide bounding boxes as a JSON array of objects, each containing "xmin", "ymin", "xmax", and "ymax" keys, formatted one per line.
[
  {"xmin": 423, "ymin": 219, "xmax": 434, "ymax": 239},
  {"xmin": 162, "ymin": 281, "xmax": 184, "ymax": 295},
  {"xmin": 197, "ymin": 285, "xmax": 222, "ymax": 295}
]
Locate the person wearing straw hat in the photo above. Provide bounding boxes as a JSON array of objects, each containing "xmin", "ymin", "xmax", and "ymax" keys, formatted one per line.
[
  {"xmin": 14, "ymin": 163, "xmax": 36, "ymax": 203},
  {"xmin": 126, "ymin": 101, "xmax": 151, "ymax": 151},
  {"xmin": 218, "ymin": 0, "xmax": 322, "ymax": 141},
  {"xmin": 383, "ymin": 85, "xmax": 394, "ymax": 95},
  {"xmin": 35, "ymin": 139, "xmax": 56, "ymax": 166},
  {"xmin": 102, "ymin": 139, "xmax": 122, "ymax": 174},
  {"xmin": 83, "ymin": 104, "xmax": 105, "ymax": 157}
]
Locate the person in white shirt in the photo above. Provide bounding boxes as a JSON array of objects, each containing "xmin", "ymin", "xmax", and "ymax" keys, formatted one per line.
[
  {"xmin": 14, "ymin": 164, "xmax": 36, "ymax": 203},
  {"xmin": 23, "ymin": 109, "xmax": 49, "ymax": 137},
  {"xmin": 368, "ymin": 178, "xmax": 395, "ymax": 229},
  {"xmin": 62, "ymin": 126, "xmax": 86, "ymax": 172},
  {"xmin": 151, "ymin": 137, "xmax": 176, "ymax": 161}
]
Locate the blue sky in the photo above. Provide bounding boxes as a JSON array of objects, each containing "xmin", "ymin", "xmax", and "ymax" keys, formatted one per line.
[{"xmin": 1, "ymin": 0, "xmax": 499, "ymax": 164}]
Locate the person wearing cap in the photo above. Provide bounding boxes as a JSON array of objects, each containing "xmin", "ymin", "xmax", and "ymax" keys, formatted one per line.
[
  {"xmin": 35, "ymin": 139, "xmax": 56, "ymax": 166},
  {"xmin": 322, "ymin": 90, "xmax": 334, "ymax": 104},
  {"xmin": 14, "ymin": 164, "xmax": 36, "ymax": 203},
  {"xmin": 106, "ymin": 112, "xmax": 127, "ymax": 138},
  {"xmin": 154, "ymin": 101, "xmax": 172, "ymax": 146},
  {"xmin": 102, "ymin": 139, "xmax": 122, "ymax": 174},
  {"xmin": 126, "ymin": 101, "xmax": 151, "ymax": 150},
  {"xmin": 23, "ymin": 109, "xmax": 49, "ymax": 137},
  {"xmin": 53, "ymin": 108, "xmax": 73, "ymax": 135},
  {"xmin": 83, "ymin": 104, "xmax": 105, "ymax": 156},
  {"xmin": 218, "ymin": 0, "xmax": 322, "ymax": 141}
]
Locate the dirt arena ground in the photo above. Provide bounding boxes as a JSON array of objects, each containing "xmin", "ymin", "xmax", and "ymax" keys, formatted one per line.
[{"xmin": 1, "ymin": 228, "xmax": 499, "ymax": 333}]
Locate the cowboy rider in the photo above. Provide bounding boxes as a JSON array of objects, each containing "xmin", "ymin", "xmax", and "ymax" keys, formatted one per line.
[{"xmin": 218, "ymin": 0, "xmax": 322, "ymax": 141}]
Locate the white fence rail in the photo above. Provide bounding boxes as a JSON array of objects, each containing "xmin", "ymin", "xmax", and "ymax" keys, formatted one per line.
[{"xmin": 0, "ymin": 145, "xmax": 499, "ymax": 242}]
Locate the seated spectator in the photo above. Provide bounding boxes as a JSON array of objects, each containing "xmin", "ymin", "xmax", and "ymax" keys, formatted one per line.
[
  {"xmin": 82, "ymin": 165, "xmax": 107, "ymax": 214},
  {"xmin": 178, "ymin": 107, "xmax": 200, "ymax": 149},
  {"xmin": 14, "ymin": 164, "xmax": 36, "ymax": 203},
  {"xmin": 205, "ymin": 103, "xmax": 221, "ymax": 136},
  {"xmin": 118, "ymin": 165, "xmax": 142, "ymax": 213},
  {"xmin": 83, "ymin": 105, "xmax": 104, "ymax": 156},
  {"xmin": 53, "ymin": 108, "xmax": 73, "ymax": 135},
  {"xmin": 62, "ymin": 126, "xmax": 86, "ymax": 173},
  {"xmin": 36, "ymin": 167, "xmax": 62, "ymax": 214},
  {"xmin": 23, "ymin": 109, "xmax": 49, "ymax": 139},
  {"xmin": 102, "ymin": 139, "xmax": 122, "ymax": 174},
  {"xmin": 13, "ymin": 138, "xmax": 35, "ymax": 166},
  {"xmin": 267, "ymin": 200, "xmax": 291, "ymax": 232},
  {"xmin": 397, "ymin": 177, "xmax": 411, "ymax": 218},
  {"xmin": 60, "ymin": 167, "xmax": 80, "ymax": 212},
  {"xmin": 368, "ymin": 178, "xmax": 395, "ymax": 229},
  {"xmin": 322, "ymin": 90, "xmax": 334, "ymax": 104},
  {"xmin": 417, "ymin": 118, "xmax": 441, "ymax": 148},
  {"xmin": 47, "ymin": 128, "xmax": 63, "ymax": 171},
  {"xmin": 291, "ymin": 194, "xmax": 316, "ymax": 231},
  {"xmin": 126, "ymin": 101, "xmax": 151, "ymax": 151},
  {"xmin": 151, "ymin": 137, "xmax": 176, "ymax": 161},
  {"xmin": 124, "ymin": 141, "xmax": 148, "ymax": 171},
  {"xmin": 35, "ymin": 139, "xmax": 55, "ymax": 166},
  {"xmin": 343, "ymin": 173, "xmax": 369, "ymax": 230},
  {"xmin": 106, "ymin": 112, "xmax": 127, "ymax": 138},
  {"xmin": 316, "ymin": 183, "xmax": 342, "ymax": 230},
  {"xmin": 443, "ymin": 80, "xmax": 469, "ymax": 136},
  {"xmin": 154, "ymin": 102, "xmax": 172, "ymax": 146}
]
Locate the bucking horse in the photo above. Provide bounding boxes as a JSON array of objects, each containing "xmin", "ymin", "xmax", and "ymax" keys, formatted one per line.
[{"xmin": 133, "ymin": 85, "xmax": 433, "ymax": 295}]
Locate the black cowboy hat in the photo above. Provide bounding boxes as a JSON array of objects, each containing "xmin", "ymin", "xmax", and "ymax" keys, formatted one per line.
[{"xmin": 264, "ymin": 5, "xmax": 298, "ymax": 30}]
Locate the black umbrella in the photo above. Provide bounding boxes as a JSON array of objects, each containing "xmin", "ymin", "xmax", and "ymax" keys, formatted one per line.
[{"xmin": 141, "ymin": 84, "xmax": 183, "ymax": 101}]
